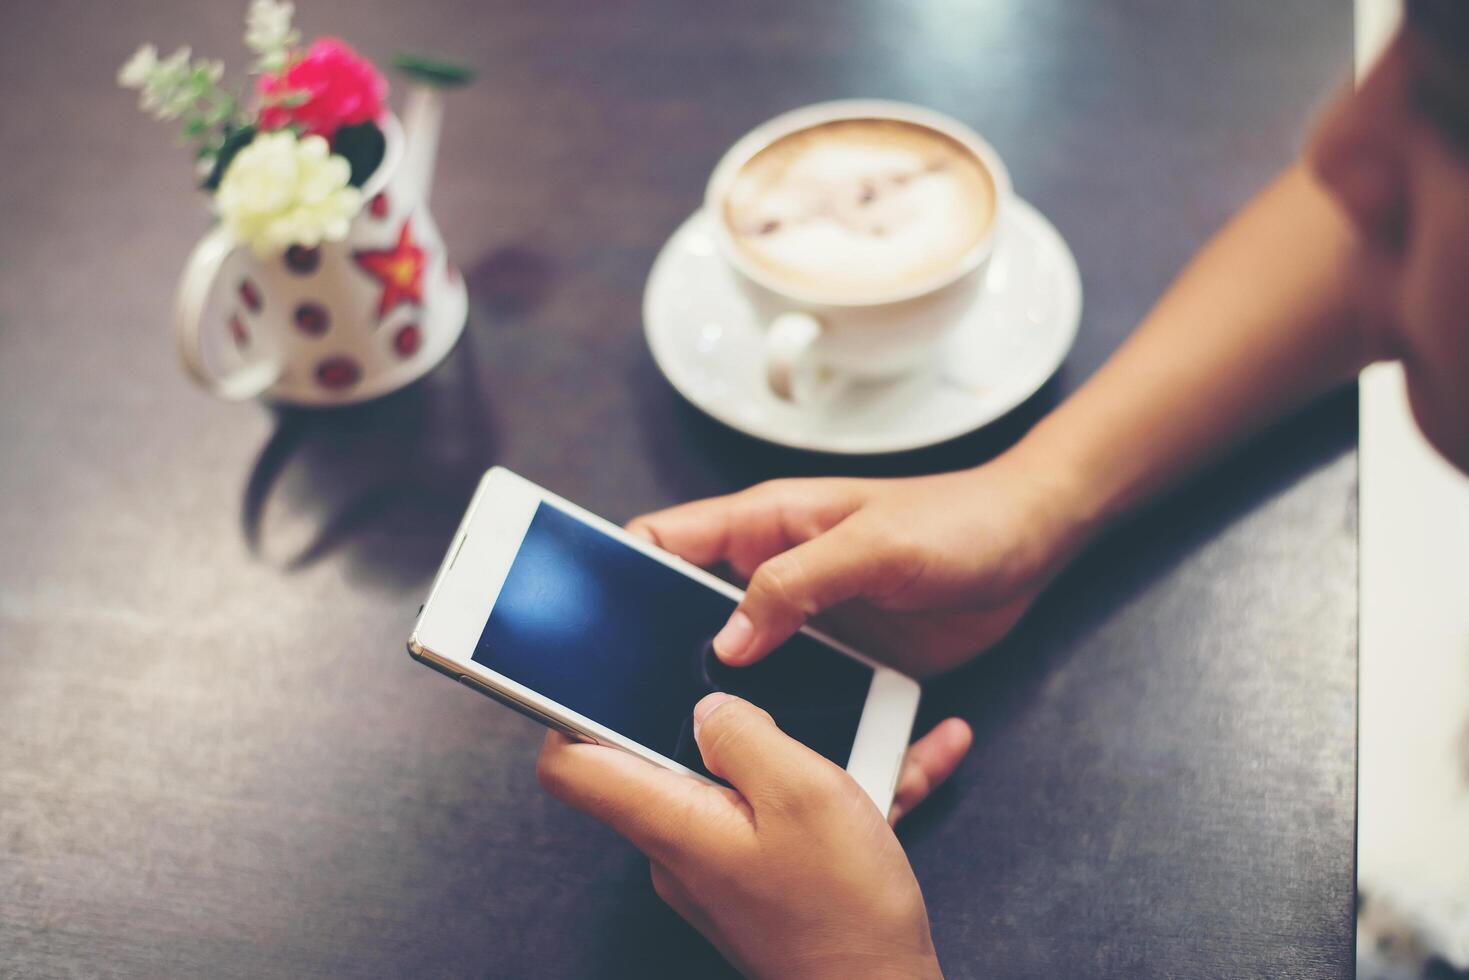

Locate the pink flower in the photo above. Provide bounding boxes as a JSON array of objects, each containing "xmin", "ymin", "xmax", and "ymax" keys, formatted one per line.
[{"xmin": 256, "ymin": 37, "xmax": 387, "ymax": 138}]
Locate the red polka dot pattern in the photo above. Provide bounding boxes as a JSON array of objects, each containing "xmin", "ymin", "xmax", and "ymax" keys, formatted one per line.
[
  {"xmin": 284, "ymin": 245, "xmax": 321, "ymax": 274},
  {"xmin": 238, "ymin": 278, "xmax": 262, "ymax": 313},
  {"xmin": 293, "ymin": 301, "xmax": 330, "ymax": 337},
  {"xmin": 392, "ymin": 323, "xmax": 422, "ymax": 358},
  {"xmin": 229, "ymin": 315, "xmax": 249, "ymax": 348},
  {"xmin": 369, "ymin": 192, "xmax": 389, "ymax": 219},
  {"xmin": 315, "ymin": 356, "xmax": 361, "ymax": 390}
]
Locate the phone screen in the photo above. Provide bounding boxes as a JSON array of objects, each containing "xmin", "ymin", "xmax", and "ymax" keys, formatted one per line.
[{"xmin": 472, "ymin": 502, "xmax": 873, "ymax": 778}]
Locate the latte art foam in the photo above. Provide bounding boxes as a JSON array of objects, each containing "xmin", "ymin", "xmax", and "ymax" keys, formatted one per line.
[{"xmin": 722, "ymin": 118, "xmax": 996, "ymax": 302}]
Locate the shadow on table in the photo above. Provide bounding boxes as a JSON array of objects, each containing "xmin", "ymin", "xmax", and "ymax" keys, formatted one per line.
[
  {"xmin": 590, "ymin": 851, "xmax": 741, "ymax": 979},
  {"xmin": 239, "ymin": 320, "xmax": 498, "ymax": 590},
  {"xmin": 893, "ymin": 385, "xmax": 1357, "ymax": 843},
  {"xmin": 464, "ymin": 244, "xmax": 555, "ymax": 320}
]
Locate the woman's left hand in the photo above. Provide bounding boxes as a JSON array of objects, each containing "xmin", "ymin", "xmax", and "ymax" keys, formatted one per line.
[{"xmin": 536, "ymin": 693, "xmax": 971, "ymax": 980}]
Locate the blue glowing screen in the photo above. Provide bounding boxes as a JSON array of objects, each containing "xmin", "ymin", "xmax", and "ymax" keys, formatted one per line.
[{"xmin": 473, "ymin": 503, "xmax": 871, "ymax": 776}]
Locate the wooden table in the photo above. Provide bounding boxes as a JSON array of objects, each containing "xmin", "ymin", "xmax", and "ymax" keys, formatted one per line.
[{"xmin": 0, "ymin": 2, "xmax": 1355, "ymax": 976}]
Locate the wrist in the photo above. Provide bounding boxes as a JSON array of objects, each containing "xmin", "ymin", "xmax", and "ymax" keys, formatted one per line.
[{"xmin": 985, "ymin": 426, "xmax": 1113, "ymax": 578}]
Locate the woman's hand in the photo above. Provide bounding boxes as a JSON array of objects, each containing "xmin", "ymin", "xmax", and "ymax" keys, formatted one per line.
[
  {"xmin": 629, "ymin": 457, "xmax": 1084, "ymax": 677},
  {"xmin": 537, "ymin": 694, "xmax": 971, "ymax": 980}
]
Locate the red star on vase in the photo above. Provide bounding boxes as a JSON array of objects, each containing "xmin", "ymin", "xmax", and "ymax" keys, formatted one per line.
[{"xmin": 353, "ymin": 220, "xmax": 426, "ymax": 320}]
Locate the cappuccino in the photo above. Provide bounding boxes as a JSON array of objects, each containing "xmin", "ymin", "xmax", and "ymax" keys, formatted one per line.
[{"xmin": 721, "ymin": 118, "xmax": 996, "ymax": 303}]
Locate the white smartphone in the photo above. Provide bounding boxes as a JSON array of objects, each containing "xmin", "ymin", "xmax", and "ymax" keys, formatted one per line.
[{"xmin": 407, "ymin": 467, "xmax": 921, "ymax": 812}]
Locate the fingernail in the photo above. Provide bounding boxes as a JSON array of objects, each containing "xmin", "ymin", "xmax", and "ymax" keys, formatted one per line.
[
  {"xmin": 693, "ymin": 692, "xmax": 736, "ymax": 736},
  {"xmin": 713, "ymin": 611, "xmax": 753, "ymax": 663}
]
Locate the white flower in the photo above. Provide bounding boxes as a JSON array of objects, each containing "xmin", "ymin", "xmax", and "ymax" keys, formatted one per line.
[
  {"xmin": 139, "ymin": 83, "xmax": 191, "ymax": 121},
  {"xmin": 119, "ymin": 44, "xmax": 227, "ymax": 121},
  {"xmin": 245, "ymin": 0, "xmax": 294, "ymax": 50},
  {"xmin": 245, "ymin": 0, "xmax": 299, "ymax": 71},
  {"xmin": 117, "ymin": 43, "xmax": 158, "ymax": 88},
  {"xmin": 215, "ymin": 130, "xmax": 363, "ymax": 257},
  {"xmin": 160, "ymin": 45, "xmax": 192, "ymax": 74},
  {"xmin": 137, "ymin": 45, "xmax": 195, "ymax": 119},
  {"xmin": 197, "ymin": 58, "xmax": 225, "ymax": 84}
]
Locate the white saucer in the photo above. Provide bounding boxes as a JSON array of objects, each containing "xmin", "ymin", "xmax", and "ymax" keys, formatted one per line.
[{"xmin": 642, "ymin": 197, "xmax": 1082, "ymax": 454}]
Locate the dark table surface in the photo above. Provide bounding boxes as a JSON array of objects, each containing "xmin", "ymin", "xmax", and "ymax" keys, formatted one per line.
[{"xmin": 0, "ymin": 2, "xmax": 1357, "ymax": 977}]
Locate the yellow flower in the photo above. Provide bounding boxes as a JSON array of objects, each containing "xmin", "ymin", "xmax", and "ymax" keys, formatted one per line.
[{"xmin": 215, "ymin": 130, "xmax": 362, "ymax": 257}]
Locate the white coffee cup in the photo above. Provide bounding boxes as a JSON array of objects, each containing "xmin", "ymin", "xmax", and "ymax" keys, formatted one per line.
[{"xmin": 705, "ymin": 100, "xmax": 1011, "ymax": 403}]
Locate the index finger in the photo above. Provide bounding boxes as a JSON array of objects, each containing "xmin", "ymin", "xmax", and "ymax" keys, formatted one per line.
[
  {"xmin": 626, "ymin": 480, "xmax": 865, "ymax": 574},
  {"xmin": 626, "ymin": 492, "xmax": 765, "ymax": 568}
]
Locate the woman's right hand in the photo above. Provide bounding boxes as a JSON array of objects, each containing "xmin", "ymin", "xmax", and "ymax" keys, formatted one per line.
[{"xmin": 629, "ymin": 454, "xmax": 1088, "ymax": 678}]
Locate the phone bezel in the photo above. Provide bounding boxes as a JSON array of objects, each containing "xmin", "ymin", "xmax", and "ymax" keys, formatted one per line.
[{"xmin": 408, "ymin": 467, "xmax": 920, "ymax": 812}]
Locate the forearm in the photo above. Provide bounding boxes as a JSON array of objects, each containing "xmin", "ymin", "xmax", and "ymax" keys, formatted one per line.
[{"xmin": 1008, "ymin": 163, "xmax": 1370, "ymax": 557}]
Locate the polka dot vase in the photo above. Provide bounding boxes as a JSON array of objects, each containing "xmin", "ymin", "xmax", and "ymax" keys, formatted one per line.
[{"xmin": 173, "ymin": 97, "xmax": 469, "ymax": 406}]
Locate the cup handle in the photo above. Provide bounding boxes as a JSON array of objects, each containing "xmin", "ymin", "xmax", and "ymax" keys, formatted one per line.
[
  {"xmin": 765, "ymin": 311, "xmax": 833, "ymax": 403},
  {"xmin": 173, "ymin": 227, "xmax": 281, "ymax": 400}
]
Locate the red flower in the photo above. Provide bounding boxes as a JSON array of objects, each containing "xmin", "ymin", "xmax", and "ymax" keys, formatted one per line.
[{"xmin": 256, "ymin": 38, "xmax": 387, "ymax": 139}]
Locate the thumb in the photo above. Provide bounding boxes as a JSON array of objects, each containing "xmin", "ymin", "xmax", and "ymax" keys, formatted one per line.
[
  {"xmin": 713, "ymin": 517, "xmax": 891, "ymax": 665},
  {"xmin": 693, "ymin": 693, "xmax": 842, "ymax": 810},
  {"xmin": 536, "ymin": 730, "xmax": 747, "ymax": 862}
]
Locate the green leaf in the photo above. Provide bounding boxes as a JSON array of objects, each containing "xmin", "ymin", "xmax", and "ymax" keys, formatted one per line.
[
  {"xmin": 203, "ymin": 100, "xmax": 234, "ymax": 127},
  {"xmin": 391, "ymin": 52, "xmax": 475, "ymax": 88},
  {"xmin": 331, "ymin": 121, "xmax": 386, "ymax": 187},
  {"xmin": 201, "ymin": 124, "xmax": 255, "ymax": 191}
]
